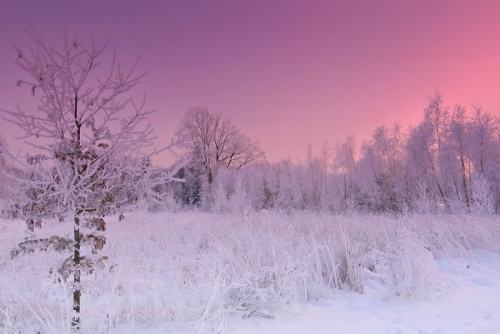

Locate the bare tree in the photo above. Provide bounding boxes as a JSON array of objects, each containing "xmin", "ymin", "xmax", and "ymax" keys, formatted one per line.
[
  {"xmin": 334, "ymin": 136, "xmax": 357, "ymax": 203},
  {"xmin": 357, "ymin": 125, "xmax": 407, "ymax": 212},
  {"xmin": 1, "ymin": 30, "xmax": 180, "ymax": 331},
  {"xmin": 448, "ymin": 105, "xmax": 471, "ymax": 208},
  {"xmin": 468, "ymin": 107, "xmax": 500, "ymax": 212},
  {"xmin": 176, "ymin": 107, "xmax": 265, "ymax": 183},
  {"xmin": 320, "ymin": 141, "xmax": 332, "ymax": 196},
  {"xmin": 406, "ymin": 95, "xmax": 450, "ymax": 210}
]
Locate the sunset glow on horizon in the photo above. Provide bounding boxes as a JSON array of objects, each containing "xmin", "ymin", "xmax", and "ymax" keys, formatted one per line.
[{"xmin": 1, "ymin": 0, "xmax": 500, "ymax": 163}]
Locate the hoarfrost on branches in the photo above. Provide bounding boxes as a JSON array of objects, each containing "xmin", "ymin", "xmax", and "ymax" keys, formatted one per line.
[{"xmin": 1, "ymin": 29, "xmax": 182, "ymax": 331}]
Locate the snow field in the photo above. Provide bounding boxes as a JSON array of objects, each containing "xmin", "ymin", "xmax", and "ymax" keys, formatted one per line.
[{"xmin": 0, "ymin": 211, "xmax": 499, "ymax": 333}]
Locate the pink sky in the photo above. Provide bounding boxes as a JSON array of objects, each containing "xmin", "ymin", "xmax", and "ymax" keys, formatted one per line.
[{"xmin": 1, "ymin": 0, "xmax": 499, "ymax": 163}]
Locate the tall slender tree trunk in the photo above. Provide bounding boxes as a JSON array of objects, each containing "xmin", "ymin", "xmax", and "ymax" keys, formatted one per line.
[
  {"xmin": 71, "ymin": 94, "xmax": 82, "ymax": 331},
  {"xmin": 460, "ymin": 153, "xmax": 470, "ymax": 209},
  {"xmin": 72, "ymin": 214, "xmax": 81, "ymax": 331},
  {"xmin": 425, "ymin": 146, "xmax": 448, "ymax": 210},
  {"xmin": 448, "ymin": 161, "xmax": 461, "ymax": 201}
]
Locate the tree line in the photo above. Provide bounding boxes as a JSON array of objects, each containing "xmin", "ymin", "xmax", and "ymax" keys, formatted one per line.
[{"xmin": 172, "ymin": 95, "xmax": 499, "ymax": 215}]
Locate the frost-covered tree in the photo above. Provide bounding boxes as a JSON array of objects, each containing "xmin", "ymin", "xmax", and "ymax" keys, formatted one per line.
[
  {"xmin": 302, "ymin": 144, "xmax": 323, "ymax": 209},
  {"xmin": 445, "ymin": 105, "xmax": 472, "ymax": 209},
  {"xmin": 165, "ymin": 93, "xmax": 498, "ymax": 215},
  {"xmin": 356, "ymin": 125, "xmax": 407, "ymax": 212},
  {"xmin": 176, "ymin": 107, "xmax": 265, "ymax": 184},
  {"xmin": 1, "ymin": 30, "xmax": 180, "ymax": 331},
  {"xmin": 469, "ymin": 173, "xmax": 495, "ymax": 215},
  {"xmin": 334, "ymin": 136, "xmax": 371, "ymax": 211},
  {"xmin": 406, "ymin": 96, "xmax": 449, "ymax": 210},
  {"xmin": 406, "ymin": 99, "xmax": 499, "ymax": 213},
  {"xmin": 243, "ymin": 164, "xmax": 279, "ymax": 210},
  {"xmin": 276, "ymin": 160, "xmax": 305, "ymax": 209},
  {"xmin": 335, "ymin": 137, "xmax": 356, "ymax": 200},
  {"xmin": 0, "ymin": 136, "xmax": 12, "ymax": 215},
  {"xmin": 467, "ymin": 107, "xmax": 500, "ymax": 212},
  {"xmin": 175, "ymin": 145, "xmax": 203, "ymax": 206},
  {"xmin": 319, "ymin": 141, "xmax": 333, "ymax": 207}
]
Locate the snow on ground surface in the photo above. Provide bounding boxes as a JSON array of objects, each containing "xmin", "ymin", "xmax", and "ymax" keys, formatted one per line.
[
  {"xmin": 229, "ymin": 252, "xmax": 500, "ymax": 334},
  {"xmin": 1, "ymin": 211, "xmax": 500, "ymax": 333},
  {"xmin": 112, "ymin": 251, "xmax": 500, "ymax": 334}
]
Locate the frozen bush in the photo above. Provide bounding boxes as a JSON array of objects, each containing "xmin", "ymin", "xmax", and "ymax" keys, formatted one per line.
[
  {"xmin": 385, "ymin": 228, "xmax": 438, "ymax": 297},
  {"xmin": 470, "ymin": 174, "xmax": 495, "ymax": 215}
]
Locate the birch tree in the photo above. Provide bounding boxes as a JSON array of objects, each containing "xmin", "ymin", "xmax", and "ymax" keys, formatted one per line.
[{"xmin": 1, "ymin": 30, "xmax": 180, "ymax": 331}]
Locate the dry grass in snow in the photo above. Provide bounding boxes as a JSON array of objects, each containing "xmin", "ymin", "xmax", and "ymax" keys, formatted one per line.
[{"xmin": 0, "ymin": 211, "xmax": 499, "ymax": 333}]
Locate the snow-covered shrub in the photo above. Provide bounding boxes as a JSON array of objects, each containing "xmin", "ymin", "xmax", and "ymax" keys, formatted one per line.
[
  {"xmin": 229, "ymin": 175, "xmax": 252, "ymax": 215},
  {"xmin": 385, "ymin": 228, "xmax": 438, "ymax": 297},
  {"xmin": 470, "ymin": 174, "xmax": 495, "ymax": 215},
  {"xmin": 212, "ymin": 183, "xmax": 230, "ymax": 213},
  {"xmin": 414, "ymin": 180, "xmax": 434, "ymax": 214}
]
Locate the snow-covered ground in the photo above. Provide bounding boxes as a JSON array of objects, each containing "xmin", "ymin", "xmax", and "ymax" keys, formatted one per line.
[
  {"xmin": 218, "ymin": 252, "xmax": 500, "ymax": 334},
  {"xmin": 111, "ymin": 250, "xmax": 500, "ymax": 334},
  {"xmin": 1, "ymin": 211, "xmax": 499, "ymax": 333}
]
